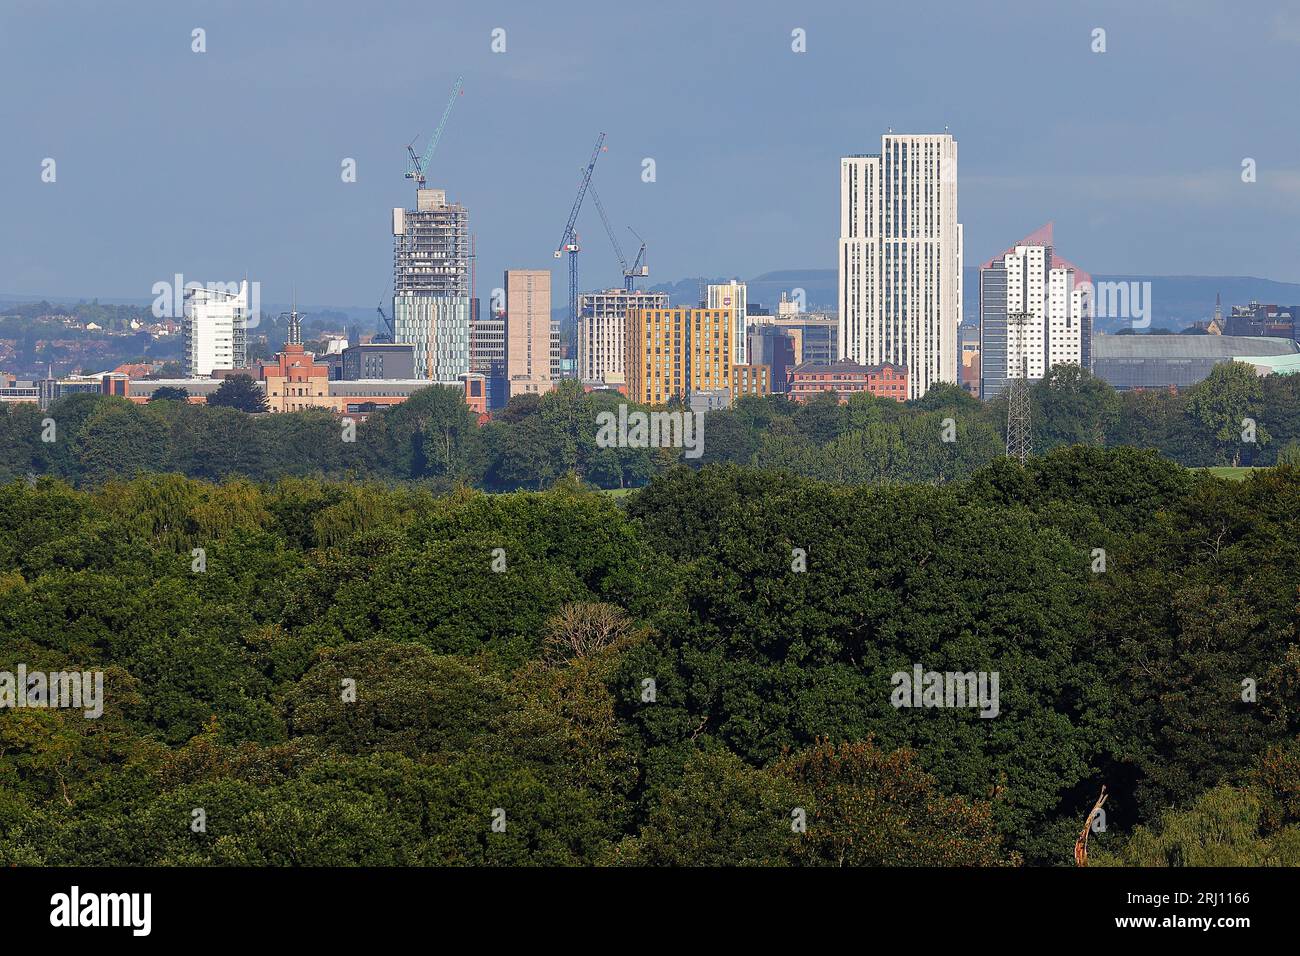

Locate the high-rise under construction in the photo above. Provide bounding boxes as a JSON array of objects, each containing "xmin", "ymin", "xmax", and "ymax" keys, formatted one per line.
[{"xmin": 392, "ymin": 187, "xmax": 471, "ymax": 380}]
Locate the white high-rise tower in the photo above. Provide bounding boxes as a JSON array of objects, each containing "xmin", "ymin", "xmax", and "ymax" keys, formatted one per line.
[
  {"xmin": 707, "ymin": 279, "xmax": 748, "ymax": 366},
  {"xmin": 978, "ymin": 223, "xmax": 1092, "ymax": 399},
  {"xmin": 838, "ymin": 133, "xmax": 961, "ymax": 399},
  {"xmin": 184, "ymin": 281, "xmax": 250, "ymax": 377}
]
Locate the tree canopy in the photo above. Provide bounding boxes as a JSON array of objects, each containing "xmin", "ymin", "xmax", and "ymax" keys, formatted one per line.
[{"xmin": 1, "ymin": 449, "xmax": 1296, "ymax": 865}]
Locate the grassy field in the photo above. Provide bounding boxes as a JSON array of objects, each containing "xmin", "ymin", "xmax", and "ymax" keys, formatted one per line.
[
  {"xmin": 598, "ymin": 487, "xmax": 638, "ymax": 498},
  {"xmin": 1198, "ymin": 466, "xmax": 1263, "ymax": 481}
]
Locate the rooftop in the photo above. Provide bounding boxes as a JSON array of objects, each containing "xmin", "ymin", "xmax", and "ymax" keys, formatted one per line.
[
  {"xmin": 791, "ymin": 360, "xmax": 907, "ymax": 374},
  {"xmin": 1093, "ymin": 335, "xmax": 1299, "ymax": 359}
]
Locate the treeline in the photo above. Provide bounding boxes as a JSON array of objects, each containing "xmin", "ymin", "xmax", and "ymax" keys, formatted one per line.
[
  {"xmin": 3, "ymin": 362, "xmax": 1298, "ymax": 491},
  {"xmin": 0, "ymin": 299, "xmax": 155, "ymax": 331},
  {"xmin": 1, "ymin": 450, "xmax": 1298, "ymax": 865}
]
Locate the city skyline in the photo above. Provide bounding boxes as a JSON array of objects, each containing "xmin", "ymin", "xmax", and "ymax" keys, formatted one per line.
[{"xmin": 5, "ymin": 0, "xmax": 1300, "ymax": 310}]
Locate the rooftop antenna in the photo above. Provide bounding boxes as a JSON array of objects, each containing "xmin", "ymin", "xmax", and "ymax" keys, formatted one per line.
[{"xmin": 279, "ymin": 286, "xmax": 303, "ymax": 347}]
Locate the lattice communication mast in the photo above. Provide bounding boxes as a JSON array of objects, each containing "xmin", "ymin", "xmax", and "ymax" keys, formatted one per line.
[{"xmin": 1005, "ymin": 310, "xmax": 1032, "ymax": 464}]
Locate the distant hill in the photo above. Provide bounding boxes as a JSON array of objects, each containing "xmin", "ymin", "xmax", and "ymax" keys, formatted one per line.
[
  {"xmin": 1073, "ymin": 275, "xmax": 1300, "ymax": 332},
  {"xmin": 13, "ymin": 270, "xmax": 1300, "ymax": 337},
  {"xmin": 644, "ymin": 271, "xmax": 1300, "ymax": 333},
  {"xmin": 0, "ymin": 294, "xmax": 375, "ymax": 329}
]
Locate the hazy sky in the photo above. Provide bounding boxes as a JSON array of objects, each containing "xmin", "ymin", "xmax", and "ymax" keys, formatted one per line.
[{"xmin": 3, "ymin": 0, "xmax": 1299, "ymax": 309}]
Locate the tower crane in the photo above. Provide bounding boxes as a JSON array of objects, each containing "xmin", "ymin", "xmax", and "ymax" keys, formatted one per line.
[
  {"xmin": 554, "ymin": 133, "xmax": 607, "ymax": 348},
  {"xmin": 376, "ymin": 298, "xmax": 394, "ymax": 342},
  {"xmin": 589, "ymin": 184, "xmax": 649, "ymax": 292},
  {"xmin": 626, "ymin": 227, "xmax": 649, "ymax": 292},
  {"xmin": 405, "ymin": 75, "xmax": 464, "ymax": 195}
]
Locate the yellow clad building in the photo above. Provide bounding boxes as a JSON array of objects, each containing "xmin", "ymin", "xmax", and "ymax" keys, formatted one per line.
[
  {"xmin": 625, "ymin": 307, "xmax": 732, "ymax": 406},
  {"xmin": 730, "ymin": 363, "xmax": 770, "ymax": 399}
]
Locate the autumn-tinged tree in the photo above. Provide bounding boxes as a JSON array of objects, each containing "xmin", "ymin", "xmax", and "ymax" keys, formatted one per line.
[
  {"xmin": 776, "ymin": 739, "xmax": 1017, "ymax": 867},
  {"xmin": 543, "ymin": 602, "xmax": 633, "ymax": 663}
]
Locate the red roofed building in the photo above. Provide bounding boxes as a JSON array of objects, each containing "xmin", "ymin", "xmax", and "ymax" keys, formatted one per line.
[{"xmin": 978, "ymin": 220, "xmax": 1092, "ymax": 287}]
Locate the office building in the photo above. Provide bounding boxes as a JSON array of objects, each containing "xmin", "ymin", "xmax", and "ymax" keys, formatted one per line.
[
  {"xmin": 124, "ymin": 378, "xmax": 231, "ymax": 404},
  {"xmin": 958, "ymin": 323, "xmax": 980, "ymax": 397},
  {"xmin": 505, "ymin": 269, "xmax": 554, "ymax": 398},
  {"xmin": 470, "ymin": 315, "xmax": 507, "ymax": 409},
  {"xmin": 392, "ymin": 188, "xmax": 472, "ymax": 381},
  {"xmin": 28, "ymin": 374, "xmax": 122, "ymax": 410},
  {"xmin": 459, "ymin": 372, "xmax": 488, "ymax": 418},
  {"xmin": 839, "ymin": 133, "xmax": 961, "ymax": 398},
  {"xmin": 731, "ymin": 363, "xmax": 771, "ymax": 399},
  {"xmin": 689, "ymin": 389, "xmax": 733, "ymax": 414},
  {"xmin": 341, "ymin": 343, "xmax": 416, "ymax": 381},
  {"xmin": 263, "ymin": 344, "xmax": 330, "ymax": 413},
  {"xmin": 262, "ymin": 302, "xmax": 326, "ymax": 412},
  {"xmin": 626, "ymin": 306, "xmax": 732, "ymax": 405},
  {"xmin": 0, "ymin": 376, "xmax": 40, "ymax": 406},
  {"xmin": 750, "ymin": 313, "xmax": 839, "ymax": 368},
  {"xmin": 1224, "ymin": 301, "xmax": 1299, "ymax": 341},
  {"xmin": 550, "ymin": 321, "xmax": 566, "ymax": 381},
  {"xmin": 747, "ymin": 324, "xmax": 797, "ymax": 392}
]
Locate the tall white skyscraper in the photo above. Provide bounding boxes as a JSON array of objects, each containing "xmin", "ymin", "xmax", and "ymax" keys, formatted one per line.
[
  {"xmin": 838, "ymin": 133, "xmax": 961, "ymax": 399},
  {"xmin": 184, "ymin": 282, "xmax": 250, "ymax": 377},
  {"xmin": 707, "ymin": 279, "xmax": 748, "ymax": 365}
]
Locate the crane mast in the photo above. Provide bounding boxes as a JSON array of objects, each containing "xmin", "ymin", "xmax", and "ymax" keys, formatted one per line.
[{"xmin": 555, "ymin": 133, "xmax": 607, "ymax": 359}]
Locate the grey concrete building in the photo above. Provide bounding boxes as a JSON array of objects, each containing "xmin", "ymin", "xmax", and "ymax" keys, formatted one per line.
[{"xmin": 1092, "ymin": 334, "xmax": 1299, "ymax": 390}]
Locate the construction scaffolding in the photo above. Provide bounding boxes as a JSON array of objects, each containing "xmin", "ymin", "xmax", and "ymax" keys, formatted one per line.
[
  {"xmin": 393, "ymin": 188, "xmax": 471, "ymax": 298},
  {"xmin": 391, "ymin": 188, "xmax": 472, "ymax": 380}
]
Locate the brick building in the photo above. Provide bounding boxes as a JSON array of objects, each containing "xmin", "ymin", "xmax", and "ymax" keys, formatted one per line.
[{"xmin": 788, "ymin": 360, "xmax": 908, "ymax": 403}]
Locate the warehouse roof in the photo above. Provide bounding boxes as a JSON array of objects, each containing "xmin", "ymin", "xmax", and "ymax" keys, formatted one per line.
[{"xmin": 1093, "ymin": 335, "xmax": 1299, "ymax": 359}]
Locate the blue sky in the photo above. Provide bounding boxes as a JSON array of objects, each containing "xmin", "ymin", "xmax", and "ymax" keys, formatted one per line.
[{"xmin": 3, "ymin": 0, "xmax": 1298, "ymax": 309}]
